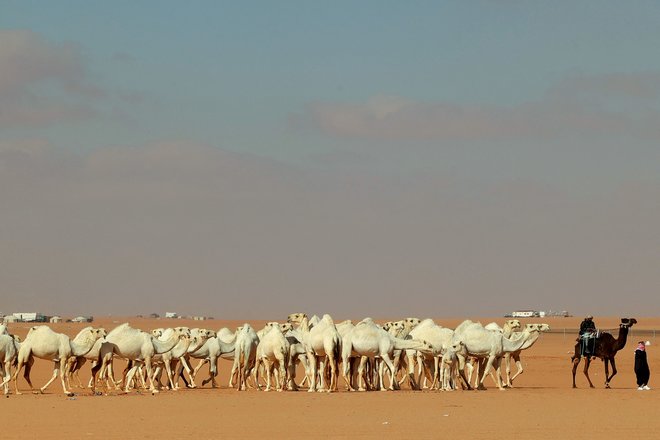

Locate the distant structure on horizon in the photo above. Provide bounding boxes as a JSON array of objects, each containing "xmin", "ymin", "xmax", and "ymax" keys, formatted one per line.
[
  {"xmin": 505, "ymin": 310, "xmax": 571, "ymax": 318},
  {"xmin": 7, "ymin": 312, "xmax": 48, "ymax": 323},
  {"xmin": 0, "ymin": 312, "xmax": 93, "ymax": 324}
]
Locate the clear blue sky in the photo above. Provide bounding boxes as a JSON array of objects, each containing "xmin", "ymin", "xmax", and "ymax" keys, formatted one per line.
[{"xmin": 1, "ymin": 2, "xmax": 659, "ymax": 318}]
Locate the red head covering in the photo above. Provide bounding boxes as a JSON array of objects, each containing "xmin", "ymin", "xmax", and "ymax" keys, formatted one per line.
[{"xmin": 637, "ymin": 341, "xmax": 646, "ymax": 351}]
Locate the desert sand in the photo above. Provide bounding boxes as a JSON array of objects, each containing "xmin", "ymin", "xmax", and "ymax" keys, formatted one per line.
[{"xmin": 1, "ymin": 316, "xmax": 657, "ymax": 439}]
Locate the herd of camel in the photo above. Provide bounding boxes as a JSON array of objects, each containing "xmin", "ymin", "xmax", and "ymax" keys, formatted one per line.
[{"xmin": 0, "ymin": 314, "xmax": 636, "ymax": 396}]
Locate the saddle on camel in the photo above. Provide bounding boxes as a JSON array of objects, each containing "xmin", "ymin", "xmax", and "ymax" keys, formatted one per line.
[{"xmin": 577, "ymin": 315, "xmax": 597, "ymax": 356}]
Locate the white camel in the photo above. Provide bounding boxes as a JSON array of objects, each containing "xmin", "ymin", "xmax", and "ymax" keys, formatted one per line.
[
  {"xmin": 404, "ymin": 319, "xmax": 454, "ymax": 390},
  {"xmin": 232, "ymin": 324, "xmax": 259, "ymax": 391},
  {"xmin": 0, "ymin": 333, "xmax": 20, "ymax": 394},
  {"xmin": 254, "ymin": 324, "xmax": 289, "ymax": 392},
  {"xmin": 13, "ymin": 326, "xmax": 106, "ymax": 396},
  {"xmin": 187, "ymin": 326, "xmax": 238, "ymax": 387},
  {"xmin": 90, "ymin": 324, "xmax": 188, "ymax": 394},
  {"xmin": 186, "ymin": 330, "xmax": 236, "ymax": 388},
  {"xmin": 502, "ymin": 323, "xmax": 550, "ymax": 386},
  {"xmin": 152, "ymin": 328, "xmax": 213, "ymax": 390},
  {"xmin": 448, "ymin": 320, "xmax": 534, "ymax": 390},
  {"xmin": 341, "ymin": 318, "xmax": 434, "ymax": 391},
  {"xmin": 287, "ymin": 313, "xmax": 341, "ymax": 392}
]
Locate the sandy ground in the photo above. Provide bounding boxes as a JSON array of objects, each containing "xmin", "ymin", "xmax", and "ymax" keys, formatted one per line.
[{"xmin": 1, "ymin": 316, "xmax": 658, "ymax": 439}]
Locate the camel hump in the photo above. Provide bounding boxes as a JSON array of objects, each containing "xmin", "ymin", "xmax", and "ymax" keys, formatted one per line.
[
  {"xmin": 322, "ymin": 314, "xmax": 335, "ymax": 325},
  {"xmin": 107, "ymin": 323, "xmax": 132, "ymax": 336}
]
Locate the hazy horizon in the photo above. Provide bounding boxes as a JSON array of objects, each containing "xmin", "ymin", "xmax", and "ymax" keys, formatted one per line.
[{"xmin": 1, "ymin": 2, "xmax": 659, "ymax": 318}]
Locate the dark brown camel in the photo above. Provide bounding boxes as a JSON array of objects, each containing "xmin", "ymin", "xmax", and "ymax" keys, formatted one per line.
[{"xmin": 571, "ymin": 318, "xmax": 636, "ymax": 388}]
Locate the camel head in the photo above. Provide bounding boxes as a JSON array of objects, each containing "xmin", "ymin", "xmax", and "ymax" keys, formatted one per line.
[
  {"xmin": 621, "ymin": 318, "xmax": 637, "ymax": 328},
  {"xmin": 151, "ymin": 328, "xmax": 164, "ymax": 338},
  {"xmin": 93, "ymin": 328, "xmax": 108, "ymax": 339},
  {"xmin": 382, "ymin": 321, "xmax": 394, "ymax": 331},
  {"xmin": 386, "ymin": 321, "xmax": 404, "ymax": 334},
  {"xmin": 403, "ymin": 317, "xmax": 422, "ymax": 329},
  {"xmin": 505, "ymin": 320, "xmax": 522, "ymax": 330},
  {"xmin": 191, "ymin": 328, "xmax": 216, "ymax": 339},
  {"xmin": 538, "ymin": 323, "xmax": 551, "ymax": 332},
  {"xmin": 287, "ymin": 313, "xmax": 307, "ymax": 324},
  {"xmin": 187, "ymin": 335, "xmax": 207, "ymax": 352},
  {"xmin": 279, "ymin": 323, "xmax": 293, "ymax": 333},
  {"xmin": 418, "ymin": 339, "xmax": 435, "ymax": 354},
  {"xmin": 172, "ymin": 326, "xmax": 191, "ymax": 339},
  {"xmin": 261, "ymin": 322, "xmax": 281, "ymax": 334},
  {"xmin": 448, "ymin": 341, "xmax": 467, "ymax": 356},
  {"xmin": 201, "ymin": 328, "xmax": 217, "ymax": 338}
]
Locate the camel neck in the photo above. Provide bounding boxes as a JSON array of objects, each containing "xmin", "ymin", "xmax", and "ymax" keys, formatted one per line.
[{"xmin": 613, "ymin": 325, "xmax": 630, "ymax": 351}]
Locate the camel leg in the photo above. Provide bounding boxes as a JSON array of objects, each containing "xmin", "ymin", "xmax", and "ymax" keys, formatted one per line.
[
  {"xmin": 432, "ymin": 357, "xmax": 441, "ymax": 390},
  {"xmin": 571, "ymin": 355, "xmax": 581, "ymax": 388},
  {"xmin": 1, "ymin": 361, "xmax": 10, "ymax": 395},
  {"xmin": 253, "ymin": 358, "xmax": 260, "ymax": 390},
  {"xmin": 317, "ymin": 357, "xmax": 327, "ymax": 392},
  {"xmin": 287, "ymin": 357, "xmax": 299, "ymax": 391},
  {"xmin": 192, "ymin": 358, "xmax": 208, "ymax": 381},
  {"xmin": 357, "ymin": 356, "xmax": 368, "ymax": 391},
  {"xmin": 455, "ymin": 355, "xmax": 472, "ymax": 390},
  {"xmin": 380, "ymin": 353, "xmax": 397, "ymax": 391},
  {"xmin": 605, "ymin": 357, "xmax": 617, "ymax": 388},
  {"xmin": 405, "ymin": 353, "xmax": 420, "ymax": 390},
  {"xmin": 509, "ymin": 353, "xmax": 523, "ymax": 385},
  {"xmin": 12, "ymin": 358, "xmax": 26, "ymax": 395},
  {"xmin": 0, "ymin": 363, "xmax": 7, "ymax": 394},
  {"xmin": 504, "ymin": 353, "xmax": 513, "ymax": 387},
  {"xmin": 391, "ymin": 352, "xmax": 402, "ymax": 390},
  {"xmin": 229, "ymin": 356, "xmax": 239, "ymax": 389},
  {"xmin": 177, "ymin": 357, "xmax": 194, "ymax": 388},
  {"xmin": 163, "ymin": 360, "xmax": 176, "ymax": 391},
  {"xmin": 201, "ymin": 357, "xmax": 217, "ymax": 388},
  {"xmin": 39, "ymin": 360, "xmax": 61, "ymax": 394},
  {"xmin": 124, "ymin": 365, "xmax": 139, "ymax": 392},
  {"xmin": 327, "ymin": 353, "xmax": 337, "ymax": 392},
  {"xmin": 57, "ymin": 358, "xmax": 73, "ymax": 396},
  {"xmin": 377, "ymin": 358, "xmax": 386, "ymax": 391},
  {"xmin": 90, "ymin": 358, "xmax": 104, "ymax": 394},
  {"xmin": 307, "ymin": 352, "xmax": 317, "ymax": 392},
  {"xmin": 415, "ymin": 353, "xmax": 426, "ymax": 390},
  {"xmin": 341, "ymin": 353, "xmax": 354, "ymax": 391},
  {"xmin": 277, "ymin": 356, "xmax": 287, "ymax": 392},
  {"xmin": 74, "ymin": 358, "xmax": 87, "ymax": 389},
  {"xmin": 263, "ymin": 359, "xmax": 273, "ymax": 391},
  {"xmin": 107, "ymin": 360, "xmax": 121, "ymax": 389},
  {"xmin": 466, "ymin": 359, "xmax": 474, "ymax": 385},
  {"xmin": 582, "ymin": 356, "xmax": 594, "ymax": 388},
  {"xmin": 479, "ymin": 359, "xmax": 490, "ymax": 389}
]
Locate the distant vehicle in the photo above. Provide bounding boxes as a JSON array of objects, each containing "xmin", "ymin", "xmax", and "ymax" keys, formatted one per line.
[{"xmin": 71, "ymin": 316, "xmax": 93, "ymax": 323}]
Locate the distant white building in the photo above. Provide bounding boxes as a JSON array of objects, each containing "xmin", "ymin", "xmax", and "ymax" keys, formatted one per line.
[
  {"xmin": 511, "ymin": 310, "xmax": 537, "ymax": 318},
  {"xmin": 13, "ymin": 312, "xmax": 46, "ymax": 322},
  {"xmin": 165, "ymin": 312, "xmax": 178, "ymax": 319},
  {"xmin": 50, "ymin": 316, "xmax": 63, "ymax": 323}
]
